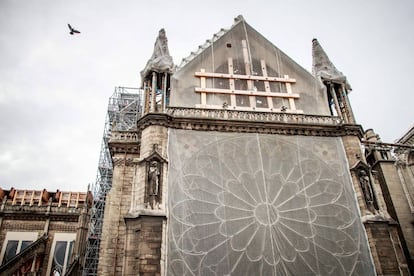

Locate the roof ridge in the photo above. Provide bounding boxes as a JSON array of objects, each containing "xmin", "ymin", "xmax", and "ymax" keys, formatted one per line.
[
  {"xmin": 177, "ymin": 15, "xmax": 246, "ymax": 69},
  {"xmin": 177, "ymin": 28, "xmax": 228, "ymax": 69}
]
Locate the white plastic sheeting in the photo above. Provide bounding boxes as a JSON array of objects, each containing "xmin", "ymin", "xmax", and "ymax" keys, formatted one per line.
[
  {"xmin": 312, "ymin": 38, "xmax": 351, "ymax": 91},
  {"xmin": 167, "ymin": 129, "xmax": 374, "ymax": 275},
  {"xmin": 170, "ymin": 19, "xmax": 329, "ymax": 116},
  {"xmin": 141, "ymin": 28, "xmax": 174, "ymax": 78}
]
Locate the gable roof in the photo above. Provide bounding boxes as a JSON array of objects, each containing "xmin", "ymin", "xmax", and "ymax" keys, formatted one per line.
[{"xmin": 170, "ymin": 16, "xmax": 330, "ymax": 116}]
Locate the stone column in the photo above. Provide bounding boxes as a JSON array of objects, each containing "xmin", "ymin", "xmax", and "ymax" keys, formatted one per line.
[{"xmin": 151, "ymin": 72, "xmax": 157, "ymax": 112}]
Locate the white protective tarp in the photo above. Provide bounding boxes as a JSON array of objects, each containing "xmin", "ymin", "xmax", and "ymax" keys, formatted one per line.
[{"xmin": 167, "ymin": 129, "xmax": 374, "ymax": 275}]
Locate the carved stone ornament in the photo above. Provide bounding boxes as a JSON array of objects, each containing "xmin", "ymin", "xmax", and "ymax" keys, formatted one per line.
[
  {"xmin": 112, "ymin": 157, "xmax": 136, "ymax": 167},
  {"xmin": 358, "ymin": 170, "xmax": 374, "ymax": 206},
  {"xmin": 351, "ymin": 161, "xmax": 378, "ymax": 213},
  {"xmin": 140, "ymin": 144, "xmax": 167, "ymax": 209},
  {"xmin": 148, "ymin": 161, "xmax": 160, "ymax": 197},
  {"xmin": 137, "ymin": 109, "xmax": 364, "ymax": 139},
  {"xmin": 141, "ymin": 29, "xmax": 174, "ymax": 78}
]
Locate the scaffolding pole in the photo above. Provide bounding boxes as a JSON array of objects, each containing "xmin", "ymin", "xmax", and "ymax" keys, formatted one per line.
[{"xmin": 83, "ymin": 87, "xmax": 143, "ymax": 276}]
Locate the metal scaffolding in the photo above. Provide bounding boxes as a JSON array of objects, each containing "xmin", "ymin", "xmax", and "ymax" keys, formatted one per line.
[{"xmin": 83, "ymin": 86, "xmax": 143, "ymax": 276}]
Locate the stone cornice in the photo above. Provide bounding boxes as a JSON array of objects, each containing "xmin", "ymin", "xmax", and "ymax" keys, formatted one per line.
[
  {"xmin": 112, "ymin": 157, "xmax": 136, "ymax": 167},
  {"xmin": 137, "ymin": 108, "xmax": 364, "ymax": 138},
  {"xmin": 1, "ymin": 209, "xmax": 81, "ymax": 222},
  {"xmin": 166, "ymin": 107, "xmax": 342, "ymax": 126},
  {"xmin": 124, "ymin": 209, "xmax": 167, "ymax": 220},
  {"xmin": 109, "ymin": 130, "xmax": 140, "ymax": 155},
  {"xmin": 0, "ymin": 203, "xmax": 84, "ymax": 222}
]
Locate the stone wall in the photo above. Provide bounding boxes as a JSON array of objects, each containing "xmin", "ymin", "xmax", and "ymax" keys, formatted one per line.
[
  {"xmin": 365, "ymin": 223, "xmax": 409, "ymax": 275},
  {"xmin": 98, "ymin": 152, "xmax": 136, "ymax": 275},
  {"xmin": 0, "ymin": 208, "xmax": 83, "ymax": 276},
  {"xmin": 342, "ymin": 135, "xmax": 411, "ymax": 274},
  {"xmin": 124, "ymin": 216, "xmax": 164, "ymax": 276},
  {"xmin": 375, "ymin": 161, "xmax": 414, "ymax": 270},
  {"xmin": 99, "ymin": 124, "xmax": 168, "ymax": 275}
]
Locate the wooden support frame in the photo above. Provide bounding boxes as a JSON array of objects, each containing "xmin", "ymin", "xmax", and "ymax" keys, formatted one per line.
[
  {"xmin": 195, "ymin": 87, "xmax": 299, "ymax": 98},
  {"xmin": 242, "ymin": 40, "xmax": 256, "ymax": 109},
  {"xmin": 200, "ymin": 68, "xmax": 207, "ymax": 107},
  {"xmin": 194, "ymin": 39, "xmax": 302, "ymax": 113},
  {"xmin": 10, "ymin": 189, "xmax": 48, "ymax": 206},
  {"xmin": 261, "ymin": 59, "xmax": 274, "ymax": 109},
  {"xmin": 284, "ymin": 74, "xmax": 297, "ymax": 111},
  {"xmin": 228, "ymin": 58, "xmax": 236, "ymax": 107},
  {"xmin": 195, "ymin": 71, "xmax": 302, "ymax": 113},
  {"xmin": 194, "ymin": 71, "xmax": 296, "ymax": 83}
]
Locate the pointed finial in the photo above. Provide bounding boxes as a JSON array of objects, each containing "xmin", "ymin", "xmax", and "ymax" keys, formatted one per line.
[
  {"xmin": 312, "ymin": 38, "xmax": 351, "ymax": 90},
  {"xmin": 141, "ymin": 29, "xmax": 174, "ymax": 79},
  {"xmin": 234, "ymin": 15, "xmax": 244, "ymax": 23},
  {"xmin": 312, "ymin": 38, "xmax": 335, "ymax": 76}
]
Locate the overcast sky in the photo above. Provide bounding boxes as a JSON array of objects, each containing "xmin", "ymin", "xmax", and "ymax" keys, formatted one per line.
[{"xmin": 0, "ymin": 0, "xmax": 413, "ymax": 192}]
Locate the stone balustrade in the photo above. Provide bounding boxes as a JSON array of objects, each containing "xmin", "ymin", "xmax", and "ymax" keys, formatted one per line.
[
  {"xmin": 165, "ymin": 107, "xmax": 342, "ymax": 126},
  {"xmin": 109, "ymin": 131, "xmax": 139, "ymax": 142}
]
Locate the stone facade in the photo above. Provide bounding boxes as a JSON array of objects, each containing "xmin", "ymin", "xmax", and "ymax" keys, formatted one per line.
[
  {"xmin": 124, "ymin": 216, "xmax": 164, "ymax": 276},
  {"xmin": 98, "ymin": 152, "xmax": 138, "ymax": 274},
  {"xmin": 0, "ymin": 188, "xmax": 91, "ymax": 275},
  {"xmin": 363, "ymin": 127, "xmax": 414, "ymax": 272},
  {"xmin": 98, "ymin": 124, "xmax": 169, "ymax": 275},
  {"xmin": 97, "ymin": 16, "xmax": 413, "ymax": 275}
]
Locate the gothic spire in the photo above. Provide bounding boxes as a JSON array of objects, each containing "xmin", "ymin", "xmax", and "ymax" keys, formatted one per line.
[
  {"xmin": 141, "ymin": 28, "xmax": 174, "ymax": 79},
  {"xmin": 312, "ymin": 38, "xmax": 351, "ymax": 90}
]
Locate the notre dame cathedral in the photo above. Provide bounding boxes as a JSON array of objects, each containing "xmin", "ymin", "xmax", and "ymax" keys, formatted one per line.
[{"xmin": 97, "ymin": 16, "xmax": 414, "ymax": 275}]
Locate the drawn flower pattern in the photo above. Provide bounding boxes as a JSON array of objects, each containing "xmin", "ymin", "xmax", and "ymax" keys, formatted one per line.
[{"xmin": 168, "ymin": 130, "xmax": 374, "ymax": 275}]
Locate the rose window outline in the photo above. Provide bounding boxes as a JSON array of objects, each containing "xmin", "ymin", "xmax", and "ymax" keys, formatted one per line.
[{"xmin": 168, "ymin": 130, "xmax": 374, "ymax": 276}]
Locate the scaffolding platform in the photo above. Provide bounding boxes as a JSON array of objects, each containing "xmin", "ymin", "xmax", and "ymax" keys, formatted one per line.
[{"xmin": 83, "ymin": 86, "xmax": 143, "ymax": 276}]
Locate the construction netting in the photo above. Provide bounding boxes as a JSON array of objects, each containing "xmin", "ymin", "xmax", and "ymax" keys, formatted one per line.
[
  {"xmin": 167, "ymin": 129, "xmax": 375, "ymax": 275},
  {"xmin": 170, "ymin": 18, "xmax": 329, "ymax": 116}
]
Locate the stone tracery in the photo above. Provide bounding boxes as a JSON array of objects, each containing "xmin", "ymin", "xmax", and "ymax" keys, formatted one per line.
[{"xmin": 167, "ymin": 130, "xmax": 374, "ymax": 275}]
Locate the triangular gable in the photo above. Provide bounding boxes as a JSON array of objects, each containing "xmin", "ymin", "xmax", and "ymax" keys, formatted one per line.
[{"xmin": 170, "ymin": 16, "xmax": 330, "ymax": 116}]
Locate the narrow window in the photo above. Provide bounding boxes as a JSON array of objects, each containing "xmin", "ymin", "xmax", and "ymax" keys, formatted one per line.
[
  {"xmin": 3, "ymin": 241, "xmax": 18, "ymax": 263},
  {"xmin": 47, "ymin": 233, "xmax": 76, "ymax": 275},
  {"xmin": 0, "ymin": 232, "xmax": 37, "ymax": 264}
]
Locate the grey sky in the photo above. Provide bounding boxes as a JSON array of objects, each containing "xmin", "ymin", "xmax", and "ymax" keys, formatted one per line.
[{"xmin": 0, "ymin": 0, "xmax": 413, "ymax": 192}]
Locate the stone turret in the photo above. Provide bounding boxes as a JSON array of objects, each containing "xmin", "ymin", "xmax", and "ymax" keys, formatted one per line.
[
  {"xmin": 141, "ymin": 28, "xmax": 174, "ymax": 78},
  {"xmin": 141, "ymin": 29, "xmax": 174, "ymax": 113},
  {"xmin": 312, "ymin": 38, "xmax": 355, "ymax": 123}
]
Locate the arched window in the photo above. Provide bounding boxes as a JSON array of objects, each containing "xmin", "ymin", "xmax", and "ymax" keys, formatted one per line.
[{"xmin": 46, "ymin": 233, "xmax": 75, "ymax": 275}]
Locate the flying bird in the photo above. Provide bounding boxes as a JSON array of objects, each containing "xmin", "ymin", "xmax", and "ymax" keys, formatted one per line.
[{"xmin": 68, "ymin": 24, "xmax": 81, "ymax": 35}]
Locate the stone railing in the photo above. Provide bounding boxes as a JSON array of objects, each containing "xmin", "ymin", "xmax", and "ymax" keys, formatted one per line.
[
  {"xmin": 1, "ymin": 204, "xmax": 82, "ymax": 214},
  {"xmin": 2, "ymin": 204, "xmax": 49, "ymax": 212},
  {"xmin": 165, "ymin": 107, "xmax": 342, "ymax": 126},
  {"xmin": 109, "ymin": 130, "xmax": 139, "ymax": 142}
]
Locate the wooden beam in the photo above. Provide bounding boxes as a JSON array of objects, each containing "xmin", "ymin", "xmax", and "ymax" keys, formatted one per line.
[
  {"xmin": 228, "ymin": 58, "xmax": 236, "ymax": 107},
  {"xmin": 261, "ymin": 59, "xmax": 273, "ymax": 109},
  {"xmin": 22, "ymin": 190, "xmax": 26, "ymax": 206},
  {"xmin": 284, "ymin": 75, "xmax": 297, "ymax": 111},
  {"xmin": 194, "ymin": 71, "xmax": 296, "ymax": 83},
  {"xmin": 30, "ymin": 190, "xmax": 35, "ymax": 206},
  {"xmin": 200, "ymin": 68, "xmax": 207, "ymax": 107},
  {"xmin": 195, "ymin": 103, "xmax": 304, "ymax": 113},
  {"xmin": 195, "ymin": 87, "xmax": 300, "ymax": 98},
  {"xmin": 242, "ymin": 40, "xmax": 256, "ymax": 109}
]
